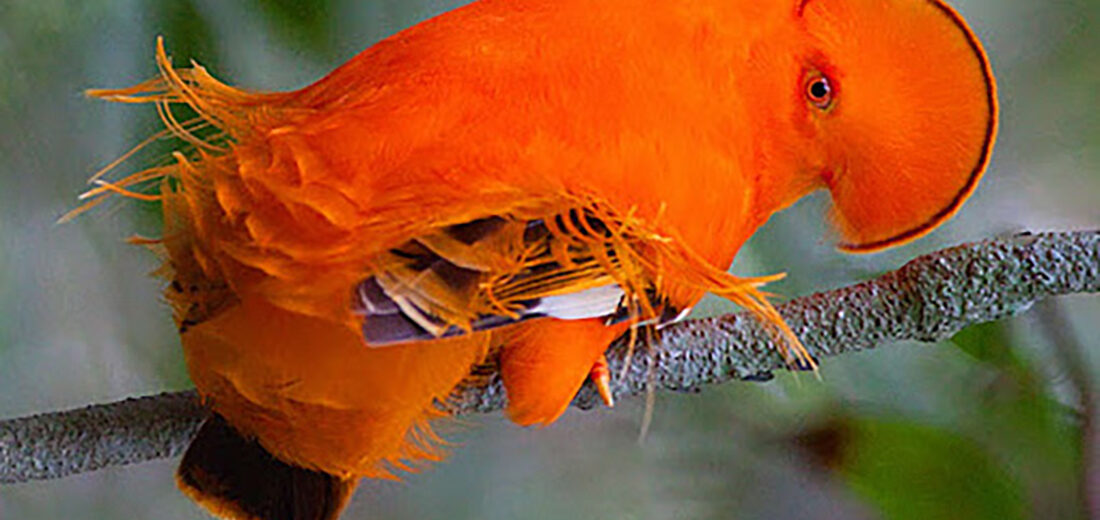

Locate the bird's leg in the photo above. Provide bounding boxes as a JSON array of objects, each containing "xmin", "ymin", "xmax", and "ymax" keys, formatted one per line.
[{"xmin": 589, "ymin": 354, "xmax": 614, "ymax": 407}]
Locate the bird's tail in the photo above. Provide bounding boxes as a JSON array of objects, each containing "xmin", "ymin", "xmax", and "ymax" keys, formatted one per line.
[{"xmin": 177, "ymin": 414, "xmax": 359, "ymax": 520}]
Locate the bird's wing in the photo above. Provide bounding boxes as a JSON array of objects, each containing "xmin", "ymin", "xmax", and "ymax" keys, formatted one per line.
[{"xmin": 355, "ymin": 208, "xmax": 687, "ymax": 346}]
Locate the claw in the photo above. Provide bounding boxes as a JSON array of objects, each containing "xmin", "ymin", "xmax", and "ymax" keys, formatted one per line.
[{"xmin": 590, "ymin": 354, "xmax": 614, "ymax": 407}]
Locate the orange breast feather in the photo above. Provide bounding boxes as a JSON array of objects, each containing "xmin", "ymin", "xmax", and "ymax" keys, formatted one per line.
[{"xmin": 81, "ymin": 0, "xmax": 995, "ymax": 518}]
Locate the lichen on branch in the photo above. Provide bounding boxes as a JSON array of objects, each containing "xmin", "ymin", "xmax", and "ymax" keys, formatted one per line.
[{"xmin": 2, "ymin": 231, "xmax": 1097, "ymax": 485}]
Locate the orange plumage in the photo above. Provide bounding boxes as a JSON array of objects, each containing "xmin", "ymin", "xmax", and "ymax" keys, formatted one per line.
[{"xmin": 81, "ymin": 0, "xmax": 996, "ymax": 518}]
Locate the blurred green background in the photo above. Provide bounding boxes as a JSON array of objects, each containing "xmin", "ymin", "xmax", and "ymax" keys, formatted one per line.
[{"xmin": 0, "ymin": 1, "xmax": 1097, "ymax": 519}]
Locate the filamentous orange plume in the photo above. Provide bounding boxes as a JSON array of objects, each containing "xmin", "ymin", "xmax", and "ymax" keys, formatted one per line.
[{"xmin": 80, "ymin": 0, "xmax": 996, "ymax": 518}]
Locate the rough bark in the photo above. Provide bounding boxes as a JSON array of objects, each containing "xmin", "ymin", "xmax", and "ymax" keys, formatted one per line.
[{"xmin": 2, "ymin": 230, "xmax": 1097, "ymax": 484}]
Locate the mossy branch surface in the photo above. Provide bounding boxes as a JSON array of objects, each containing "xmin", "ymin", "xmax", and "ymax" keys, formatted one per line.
[{"xmin": 2, "ymin": 230, "xmax": 1097, "ymax": 484}]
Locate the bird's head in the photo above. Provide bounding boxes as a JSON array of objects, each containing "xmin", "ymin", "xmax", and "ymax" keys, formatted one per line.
[{"xmin": 793, "ymin": 0, "xmax": 997, "ymax": 251}]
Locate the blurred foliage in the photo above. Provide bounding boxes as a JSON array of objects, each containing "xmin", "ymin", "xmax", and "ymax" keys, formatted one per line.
[
  {"xmin": 953, "ymin": 320, "xmax": 1021, "ymax": 370},
  {"xmin": 852, "ymin": 419, "xmax": 1029, "ymax": 520},
  {"xmin": 253, "ymin": 0, "xmax": 340, "ymax": 59},
  {"xmin": 796, "ymin": 416, "xmax": 1028, "ymax": 520},
  {"xmin": 1, "ymin": 1, "xmax": 1097, "ymax": 519},
  {"xmin": 154, "ymin": 1, "xmax": 221, "ymax": 70}
]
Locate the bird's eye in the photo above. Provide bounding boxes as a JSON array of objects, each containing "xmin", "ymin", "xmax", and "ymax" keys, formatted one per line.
[{"xmin": 805, "ymin": 73, "xmax": 834, "ymax": 109}]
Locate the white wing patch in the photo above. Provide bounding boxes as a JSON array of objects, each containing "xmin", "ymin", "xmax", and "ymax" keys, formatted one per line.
[{"xmin": 528, "ymin": 285, "xmax": 626, "ymax": 320}]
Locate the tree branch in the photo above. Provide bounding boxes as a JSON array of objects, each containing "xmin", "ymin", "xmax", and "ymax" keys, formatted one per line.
[{"xmin": 2, "ymin": 230, "xmax": 1097, "ymax": 485}]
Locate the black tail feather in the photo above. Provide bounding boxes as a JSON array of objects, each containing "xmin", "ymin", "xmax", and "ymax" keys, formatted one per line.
[{"xmin": 177, "ymin": 414, "xmax": 357, "ymax": 520}]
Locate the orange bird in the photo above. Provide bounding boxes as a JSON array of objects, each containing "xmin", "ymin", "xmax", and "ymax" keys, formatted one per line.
[{"xmin": 79, "ymin": 0, "xmax": 996, "ymax": 518}]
